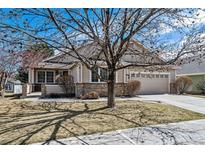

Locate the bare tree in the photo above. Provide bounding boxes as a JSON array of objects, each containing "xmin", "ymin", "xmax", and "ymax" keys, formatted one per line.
[
  {"xmin": 0, "ymin": 50, "xmax": 20, "ymax": 97},
  {"xmin": 0, "ymin": 8, "xmax": 205, "ymax": 107},
  {"xmin": 16, "ymin": 43, "xmax": 54, "ymax": 83}
]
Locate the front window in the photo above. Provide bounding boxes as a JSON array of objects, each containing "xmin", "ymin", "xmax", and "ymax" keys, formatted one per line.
[
  {"xmin": 91, "ymin": 67, "xmax": 98, "ymax": 82},
  {"xmin": 37, "ymin": 71, "xmax": 54, "ymax": 83},
  {"xmin": 100, "ymin": 68, "xmax": 108, "ymax": 82},
  {"xmin": 37, "ymin": 71, "xmax": 45, "ymax": 83},
  {"xmin": 91, "ymin": 67, "xmax": 108, "ymax": 82},
  {"xmin": 46, "ymin": 71, "xmax": 54, "ymax": 83}
]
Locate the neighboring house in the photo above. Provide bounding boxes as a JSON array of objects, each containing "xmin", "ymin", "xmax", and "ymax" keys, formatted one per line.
[
  {"xmin": 177, "ymin": 58, "xmax": 205, "ymax": 94},
  {"xmin": 5, "ymin": 78, "xmax": 22, "ymax": 94},
  {"xmin": 27, "ymin": 40, "xmax": 177, "ymax": 97}
]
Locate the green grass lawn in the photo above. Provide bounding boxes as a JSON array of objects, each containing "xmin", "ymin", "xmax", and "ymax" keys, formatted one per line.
[{"xmin": 0, "ymin": 98, "xmax": 205, "ymax": 145}]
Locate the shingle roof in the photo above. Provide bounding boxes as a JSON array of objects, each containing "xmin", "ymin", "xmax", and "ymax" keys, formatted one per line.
[
  {"xmin": 35, "ymin": 62, "xmax": 77, "ymax": 69},
  {"xmin": 177, "ymin": 58, "xmax": 205, "ymax": 75},
  {"xmin": 7, "ymin": 78, "xmax": 21, "ymax": 84},
  {"xmin": 33, "ymin": 40, "xmax": 176, "ymax": 70},
  {"xmin": 43, "ymin": 40, "xmax": 164, "ymax": 64}
]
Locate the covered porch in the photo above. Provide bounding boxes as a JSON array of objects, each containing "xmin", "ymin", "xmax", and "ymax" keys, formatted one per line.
[{"xmin": 28, "ymin": 62, "xmax": 77, "ymax": 93}]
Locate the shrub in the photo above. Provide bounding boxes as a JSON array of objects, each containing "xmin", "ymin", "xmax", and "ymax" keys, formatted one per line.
[
  {"xmin": 57, "ymin": 75, "xmax": 74, "ymax": 95},
  {"xmin": 80, "ymin": 91, "xmax": 99, "ymax": 99},
  {"xmin": 175, "ymin": 76, "xmax": 193, "ymax": 94},
  {"xmin": 196, "ymin": 80, "xmax": 205, "ymax": 94},
  {"xmin": 47, "ymin": 93, "xmax": 62, "ymax": 98},
  {"xmin": 46, "ymin": 93, "xmax": 75, "ymax": 98},
  {"xmin": 127, "ymin": 80, "xmax": 141, "ymax": 97}
]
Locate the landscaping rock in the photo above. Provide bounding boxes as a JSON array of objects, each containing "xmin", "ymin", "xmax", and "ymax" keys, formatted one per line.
[{"xmin": 80, "ymin": 91, "xmax": 100, "ymax": 99}]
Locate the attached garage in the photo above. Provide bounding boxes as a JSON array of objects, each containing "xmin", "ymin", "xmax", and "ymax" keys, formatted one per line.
[{"xmin": 128, "ymin": 71, "xmax": 170, "ymax": 94}]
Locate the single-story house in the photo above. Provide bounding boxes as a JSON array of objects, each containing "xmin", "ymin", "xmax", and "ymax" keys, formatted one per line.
[
  {"xmin": 26, "ymin": 40, "xmax": 177, "ymax": 97},
  {"xmin": 5, "ymin": 78, "xmax": 22, "ymax": 94},
  {"xmin": 177, "ymin": 58, "xmax": 205, "ymax": 94}
]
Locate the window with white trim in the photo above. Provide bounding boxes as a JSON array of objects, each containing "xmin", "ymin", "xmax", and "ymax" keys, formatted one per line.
[
  {"xmin": 160, "ymin": 74, "xmax": 164, "ymax": 78},
  {"xmin": 100, "ymin": 68, "xmax": 108, "ymax": 82},
  {"xmin": 37, "ymin": 71, "xmax": 45, "ymax": 83},
  {"xmin": 91, "ymin": 67, "xmax": 108, "ymax": 82},
  {"xmin": 91, "ymin": 67, "xmax": 98, "ymax": 82},
  {"xmin": 164, "ymin": 74, "xmax": 169, "ymax": 78},
  {"xmin": 46, "ymin": 71, "xmax": 54, "ymax": 83},
  {"xmin": 37, "ymin": 71, "xmax": 54, "ymax": 83}
]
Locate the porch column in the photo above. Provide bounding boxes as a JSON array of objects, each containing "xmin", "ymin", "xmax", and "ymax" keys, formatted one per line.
[
  {"xmin": 80, "ymin": 63, "xmax": 83, "ymax": 83},
  {"xmin": 77, "ymin": 64, "xmax": 79, "ymax": 83},
  {"xmin": 21, "ymin": 84, "xmax": 28, "ymax": 98},
  {"xmin": 89, "ymin": 69, "xmax": 91, "ymax": 82},
  {"xmin": 116, "ymin": 71, "xmax": 118, "ymax": 83},
  {"xmin": 28, "ymin": 68, "xmax": 35, "ymax": 84},
  {"xmin": 123, "ymin": 69, "xmax": 128, "ymax": 83},
  {"xmin": 76, "ymin": 64, "xmax": 83, "ymax": 83}
]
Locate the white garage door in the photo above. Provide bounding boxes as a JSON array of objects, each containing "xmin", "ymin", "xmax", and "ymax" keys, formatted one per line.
[{"xmin": 129, "ymin": 72, "xmax": 170, "ymax": 94}]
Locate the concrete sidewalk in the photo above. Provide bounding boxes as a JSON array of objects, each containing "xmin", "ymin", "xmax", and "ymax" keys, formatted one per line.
[
  {"xmin": 34, "ymin": 119, "xmax": 205, "ymax": 145},
  {"xmin": 24, "ymin": 94, "xmax": 205, "ymax": 114},
  {"xmin": 23, "ymin": 95, "xmax": 154, "ymax": 103}
]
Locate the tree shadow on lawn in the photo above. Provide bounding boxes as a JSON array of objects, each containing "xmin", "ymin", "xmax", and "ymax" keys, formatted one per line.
[
  {"xmin": 0, "ymin": 101, "xmax": 199, "ymax": 145},
  {"xmin": 4, "ymin": 94, "xmax": 21, "ymax": 100},
  {"xmin": 0, "ymin": 100, "xmax": 158, "ymax": 145}
]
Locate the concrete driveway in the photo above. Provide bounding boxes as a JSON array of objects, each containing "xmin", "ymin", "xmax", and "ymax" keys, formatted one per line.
[
  {"xmin": 139, "ymin": 94, "xmax": 205, "ymax": 114},
  {"xmin": 24, "ymin": 93, "xmax": 205, "ymax": 114}
]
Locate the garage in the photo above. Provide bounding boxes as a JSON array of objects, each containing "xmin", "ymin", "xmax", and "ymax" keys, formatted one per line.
[{"xmin": 128, "ymin": 71, "xmax": 170, "ymax": 94}]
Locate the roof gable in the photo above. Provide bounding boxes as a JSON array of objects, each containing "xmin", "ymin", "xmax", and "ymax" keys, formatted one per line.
[{"xmin": 35, "ymin": 40, "xmax": 165, "ymax": 68}]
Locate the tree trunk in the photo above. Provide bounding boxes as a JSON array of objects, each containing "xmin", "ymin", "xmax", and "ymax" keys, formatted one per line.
[
  {"xmin": 0, "ymin": 84, "xmax": 5, "ymax": 98},
  {"xmin": 107, "ymin": 70, "xmax": 116, "ymax": 108},
  {"xmin": 0, "ymin": 74, "xmax": 7, "ymax": 99},
  {"xmin": 0, "ymin": 89, "xmax": 5, "ymax": 98}
]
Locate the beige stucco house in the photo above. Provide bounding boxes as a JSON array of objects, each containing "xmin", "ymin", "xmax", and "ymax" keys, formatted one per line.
[{"xmin": 27, "ymin": 41, "xmax": 177, "ymax": 97}]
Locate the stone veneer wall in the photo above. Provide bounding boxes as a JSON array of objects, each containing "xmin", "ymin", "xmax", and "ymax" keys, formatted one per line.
[
  {"xmin": 75, "ymin": 83, "xmax": 128, "ymax": 97},
  {"xmin": 41, "ymin": 82, "xmax": 173, "ymax": 98},
  {"xmin": 170, "ymin": 83, "xmax": 177, "ymax": 94},
  {"xmin": 41, "ymin": 84, "xmax": 47, "ymax": 98},
  {"xmin": 41, "ymin": 84, "xmax": 75, "ymax": 97}
]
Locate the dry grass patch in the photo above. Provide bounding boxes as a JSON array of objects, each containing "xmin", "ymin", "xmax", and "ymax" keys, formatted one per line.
[
  {"xmin": 0, "ymin": 98, "xmax": 205, "ymax": 145},
  {"xmin": 187, "ymin": 94, "xmax": 205, "ymax": 99}
]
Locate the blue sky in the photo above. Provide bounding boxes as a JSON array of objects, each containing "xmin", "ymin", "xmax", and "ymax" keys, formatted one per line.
[{"xmin": 1, "ymin": 8, "xmax": 205, "ymax": 52}]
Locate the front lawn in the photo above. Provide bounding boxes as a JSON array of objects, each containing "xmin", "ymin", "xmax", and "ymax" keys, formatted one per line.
[{"xmin": 0, "ymin": 98, "xmax": 205, "ymax": 144}]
